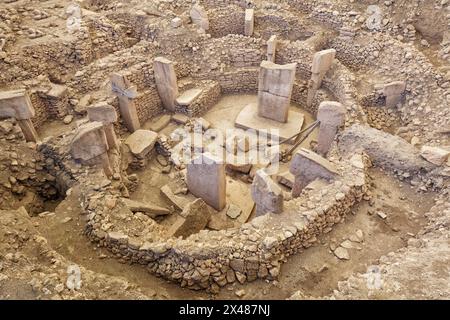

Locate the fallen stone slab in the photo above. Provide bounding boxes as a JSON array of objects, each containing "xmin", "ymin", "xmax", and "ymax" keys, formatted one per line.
[
  {"xmin": 160, "ymin": 184, "xmax": 192, "ymax": 210},
  {"xmin": 339, "ymin": 124, "xmax": 435, "ymax": 173},
  {"xmin": 121, "ymin": 198, "xmax": 170, "ymax": 218},
  {"xmin": 168, "ymin": 199, "xmax": 212, "ymax": 238},
  {"xmin": 124, "ymin": 129, "xmax": 158, "ymax": 158},
  {"xmin": 149, "ymin": 114, "xmax": 171, "ymax": 132}
]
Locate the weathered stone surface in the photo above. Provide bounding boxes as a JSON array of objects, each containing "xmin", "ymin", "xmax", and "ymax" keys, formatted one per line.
[
  {"xmin": 251, "ymin": 169, "xmax": 284, "ymax": 216},
  {"xmin": 187, "ymin": 153, "xmax": 226, "ymax": 211},
  {"xmin": 244, "ymin": 9, "xmax": 254, "ymax": 36},
  {"xmin": 154, "ymin": 57, "xmax": 178, "ymax": 112},
  {"xmin": 258, "ymin": 61, "xmax": 297, "ymax": 123},
  {"xmin": 110, "ymin": 73, "xmax": 140, "ymax": 132},
  {"xmin": 420, "ymin": 146, "xmax": 450, "ymax": 166},
  {"xmin": 124, "ymin": 129, "xmax": 158, "ymax": 158},
  {"xmin": 121, "ymin": 198, "xmax": 170, "ymax": 218},
  {"xmin": 176, "ymin": 88, "xmax": 202, "ymax": 106},
  {"xmin": 267, "ymin": 35, "xmax": 277, "ymax": 62},
  {"xmin": 339, "ymin": 124, "xmax": 435, "ymax": 173},
  {"xmin": 71, "ymin": 121, "xmax": 108, "ymax": 161},
  {"xmin": 87, "ymin": 103, "xmax": 118, "ymax": 124},
  {"xmin": 190, "ymin": 4, "xmax": 209, "ymax": 30},
  {"xmin": 290, "ymin": 148, "xmax": 338, "ymax": 197},
  {"xmin": 149, "ymin": 114, "xmax": 171, "ymax": 132},
  {"xmin": 383, "ymin": 81, "xmax": 406, "ymax": 107},
  {"xmin": 168, "ymin": 199, "xmax": 212, "ymax": 238},
  {"xmin": 0, "ymin": 89, "xmax": 34, "ymax": 120},
  {"xmin": 316, "ymin": 101, "xmax": 346, "ymax": 155},
  {"xmin": 307, "ymin": 49, "xmax": 336, "ymax": 106}
]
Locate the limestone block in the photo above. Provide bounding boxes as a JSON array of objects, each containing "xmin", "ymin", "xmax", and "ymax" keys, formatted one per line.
[
  {"xmin": 71, "ymin": 121, "xmax": 109, "ymax": 161},
  {"xmin": 124, "ymin": 129, "xmax": 158, "ymax": 158},
  {"xmin": 311, "ymin": 49, "xmax": 336, "ymax": 74},
  {"xmin": 251, "ymin": 169, "xmax": 284, "ymax": 216},
  {"xmin": 316, "ymin": 101, "xmax": 346, "ymax": 155},
  {"xmin": 187, "ymin": 153, "xmax": 226, "ymax": 211},
  {"xmin": 420, "ymin": 146, "xmax": 450, "ymax": 166},
  {"xmin": 0, "ymin": 89, "xmax": 35, "ymax": 120},
  {"xmin": 258, "ymin": 61, "xmax": 297, "ymax": 123},
  {"xmin": 87, "ymin": 103, "xmax": 118, "ymax": 124},
  {"xmin": 244, "ymin": 9, "xmax": 254, "ymax": 36},
  {"xmin": 154, "ymin": 57, "xmax": 179, "ymax": 112},
  {"xmin": 267, "ymin": 35, "xmax": 277, "ymax": 62},
  {"xmin": 383, "ymin": 81, "xmax": 406, "ymax": 107},
  {"xmin": 168, "ymin": 199, "xmax": 212, "ymax": 238},
  {"xmin": 190, "ymin": 4, "xmax": 209, "ymax": 30},
  {"xmin": 290, "ymin": 148, "xmax": 338, "ymax": 197}
]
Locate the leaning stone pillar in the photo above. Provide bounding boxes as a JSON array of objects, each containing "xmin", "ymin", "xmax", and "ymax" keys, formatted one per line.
[
  {"xmin": 383, "ymin": 81, "xmax": 406, "ymax": 107},
  {"xmin": 87, "ymin": 102, "xmax": 119, "ymax": 149},
  {"xmin": 251, "ymin": 169, "xmax": 284, "ymax": 216},
  {"xmin": 70, "ymin": 121, "xmax": 113, "ymax": 178},
  {"xmin": 290, "ymin": 148, "xmax": 338, "ymax": 198},
  {"xmin": 316, "ymin": 101, "xmax": 346, "ymax": 156},
  {"xmin": 266, "ymin": 35, "xmax": 277, "ymax": 62},
  {"xmin": 244, "ymin": 9, "xmax": 254, "ymax": 36},
  {"xmin": 0, "ymin": 89, "xmax": 39, "ymax": 142},
  {"xmin": 258, "ymin": 60, "xmax": 297, "ymax": 123},
  {"xmin": 307, "ymin": 49, "xmax": 336, "ymax": 107},
  {"xmin": 154, "ymin": 57, "xmax": 179, "ymax": 112},
  {"xmin": 186, "ymin": 153, "xmax": 226, "ymax": 211},
  {"xmin": 111, "ymin": 73, "xmax": 140, "ymax": 133}
]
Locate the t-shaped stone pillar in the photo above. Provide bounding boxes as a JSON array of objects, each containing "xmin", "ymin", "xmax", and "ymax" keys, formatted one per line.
[
  {"xmin": 382, "ymin": 81, "xmax": 406, "ymax": 107},
  {"xmin": 186, "ymin": 153, "xmax": 226, "ymax": 211},
  {"xmin": 290, "ymin": 148, "xmax": 338, "ymax": 198},
  {"xmin": 266, "ymin": 35, "xmax": 277, "ymax": 62},
  {"xmin": 111, "ymin": 72, "xmax": 140, "ymax": 133},
  {"xmin": 316, "ymin": 101, "xmax": 346, "ymax": 156},
  {"xmin": 0, "ymin": 89, "xmax": 39, "ymax": 143},
  {"xmin": 154, "ymin": 57, "xmax": 179, "ymax": 112},
  {"xmin": 71, "ymin": 121, "xmax": 113, "ymax": 177},
  {"xmin": 190, "ymin": 4, "xmax": 209, "ymax": 31},
  {"xmin": 244, "ymin": 9, "xmax": 255, "ymax": 36},
  {"xmin": 251, "ymin": 169, "xmax": 284, "ymax": 216},
  {"xmin": 87, "ymin": 103, "xmax": 119, "ymax": 149},
  {"xmin": 258, "ymin": 60, "xmax": 297, "ymax": 123},
  {"xmin": 307, "ymin": 49, "xmax": 336, "ymax": 107}
]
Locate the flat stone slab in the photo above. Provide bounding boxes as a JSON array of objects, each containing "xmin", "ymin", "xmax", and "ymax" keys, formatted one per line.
[
  {"xmin": 235, "ymin": 103, "xmax": 304, "ymax": 144},
  {"xmin": 176, "ymin": 88, "xmax": 203, "ymax": 106},
  {"xmin": 121, "ymin": 198, "xmax": 170, "ymax": 218},
  {"xmin": 124, "ymin": 129, "xmax": 158, "ymax": 158}
]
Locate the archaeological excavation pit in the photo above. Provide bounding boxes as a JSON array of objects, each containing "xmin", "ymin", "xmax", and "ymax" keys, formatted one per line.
[{"xmin": 0, "ymin": 0, "xmax": 449, "ymax": 302}]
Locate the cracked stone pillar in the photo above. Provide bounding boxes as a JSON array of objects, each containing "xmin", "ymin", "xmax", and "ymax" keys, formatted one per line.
[
  {"xmin": 87, "ymin": 102, "xmax": 119, "ymax": 149},
  {"xmin": 383, "ymin": 81, "xmax": 406, "ymax": 107},
  {"xmin": 316, "ymin": 101, "xmax": 346, "ymax": 156},
  {"xmin": 186, "ymin": 153, "xmax": 226, "ymax": 211},
  {"xmin": 0, "ymin": 89, "xmax": 39, "ymax": 142},
  {"xmin": 190, "ymin": 4, "xmax": 209, "ymax": 31},
  {"xmin": 251, "ymin": 169, "xmax": 284, "ymax": 216},
  {"xmin": 111, "ymin": 73, "xmax": 140, "ymax": 133},
  {"xmin": 290, "ymin": 148, "xmax": 338, "ymax": 198},
  {"xmin": 71, "ymin": 121, "xmax": 113, "ymax": 177},
  {"xmin": 244, "ymin": 9, "xmax": 254, "ymax": 36},
  {"xmin": 266, "ymin": 35, "xmax": 277, "ymax": 62},
  {"xmin": 258, "ymin": 60, "xmax": 297, "ymax": 123},
  {"xmin": 154, "ymin": 57, "xmax": 179, "ymax": 112},
  {"xmin": 307, "ymin": 49, "xmax": 336, "ymax": 107}
]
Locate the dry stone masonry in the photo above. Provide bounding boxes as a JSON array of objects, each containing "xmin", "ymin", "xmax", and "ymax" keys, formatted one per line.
[{"xmin": 0, "ymin": 0, "xmax": 448, "ymax": 300}]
